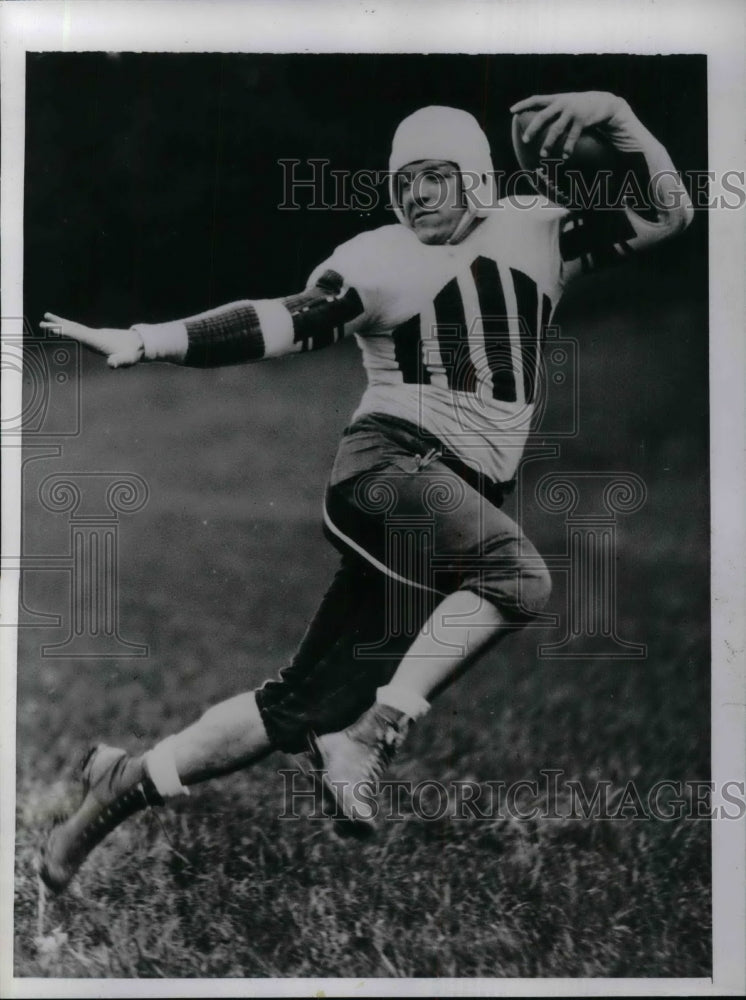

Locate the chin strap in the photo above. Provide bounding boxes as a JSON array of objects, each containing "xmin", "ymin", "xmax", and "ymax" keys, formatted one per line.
[{"xmin": 446, "ymin": 210, "xmax": 485, "ymax": 245}]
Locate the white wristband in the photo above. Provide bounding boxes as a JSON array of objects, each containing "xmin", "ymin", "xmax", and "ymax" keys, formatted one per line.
[{"xmin": 132, "ymin": 321, "xmax": 189, "ymax": 362}]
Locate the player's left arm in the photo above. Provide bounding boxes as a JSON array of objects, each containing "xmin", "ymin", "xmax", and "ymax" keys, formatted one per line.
[{"xmin": 511, "ymin": 91, "xmax": 694, "ymax": 280}]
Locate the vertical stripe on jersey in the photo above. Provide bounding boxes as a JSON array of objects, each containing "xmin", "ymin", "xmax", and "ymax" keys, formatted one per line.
[
  {"xmin": 470, "ymin": 256, "xmax": 515, "ymax": 403},
  {"xmin": 457, "ymin": 268, "xmax": 490, "ymax": 398},
  {"xmin": 540, "ymin": 293, "xmax": 552, "ymax": 342},
  {"xmin": 392, "ymin": 314, "xmax": 431, "ymax": 385},
  {"xmin": 433, "ymin": 278, "xmax": 478, "ymax": 394},
  {"xmin": 533, "ymin": 292, "xmax": 554, "ymax": 409},
  {"xmin": 510, "ymin": 267, "xmax": 539, "ymax": 406},
  {"xmin": 420, "ymin": 301, "xmax": 449, "ymax": 389}
]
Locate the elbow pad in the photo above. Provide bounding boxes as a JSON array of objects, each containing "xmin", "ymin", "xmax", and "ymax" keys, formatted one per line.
[{"xmin": 282, "ymin": 269, "xmax": 365, "ymax": 352}]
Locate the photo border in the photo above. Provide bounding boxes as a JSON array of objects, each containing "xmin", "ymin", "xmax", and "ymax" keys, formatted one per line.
[{"xmin": 2, "ymin": 1, "xmax": 743, "ymax": 996}]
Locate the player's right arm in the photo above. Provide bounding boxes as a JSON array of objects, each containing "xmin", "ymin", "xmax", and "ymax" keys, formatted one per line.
[
  {"xmin": 510, "ymin": 92, "xmax": 694, "ymax": 281},
  {"xmin": 40, "ymin": 267, "xmax": 367, "ymax": 369}
]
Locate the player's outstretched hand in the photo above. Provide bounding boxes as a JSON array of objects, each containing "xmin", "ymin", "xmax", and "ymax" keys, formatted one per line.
[
  {"xmin": 39, "ymin": 313, "xmax": 144, "ymax": 369},
  {"xmin": 509, "ymin": 91, "xmax": 627, "ymax": 160}
]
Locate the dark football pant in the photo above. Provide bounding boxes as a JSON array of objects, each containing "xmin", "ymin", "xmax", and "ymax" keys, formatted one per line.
[{"xmin": 256, "ymin": 414, "xmax": 552, "ymax": 753}]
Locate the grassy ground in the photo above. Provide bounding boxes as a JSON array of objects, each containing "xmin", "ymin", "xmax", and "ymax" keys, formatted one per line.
[{"xmin": 14, "ymin": 259, "xmax": 711, "ymax": 978}]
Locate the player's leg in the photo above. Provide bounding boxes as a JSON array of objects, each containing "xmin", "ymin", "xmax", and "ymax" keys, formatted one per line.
[
  {"xmin": 256, "ymin": 553, "xmax": 436, "ymax": 754},
  {"xmin": 160, "ymin": 551, "xmax": 386, "ymax": 782},
  {"xmin": 39, "ymin": 555, "xmax": 382, "ymax": 892},
  {"xmin": 256, "ymin": 548, "xmax": 438, "ymax": 836},
  {"xmin": 311, "ymin": 458, "xmax": 552, "ymax": 828}
]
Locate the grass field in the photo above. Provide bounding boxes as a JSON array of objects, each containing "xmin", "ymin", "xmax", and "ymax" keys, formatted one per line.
[{"xmin": 14, "ymin": 256, "xmax": 711, "ymax": 978}]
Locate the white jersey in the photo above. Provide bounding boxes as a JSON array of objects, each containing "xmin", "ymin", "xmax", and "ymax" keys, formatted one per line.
[{"xmin": 310, "ymin": 196, "xmax": 567, "ymax": 483}]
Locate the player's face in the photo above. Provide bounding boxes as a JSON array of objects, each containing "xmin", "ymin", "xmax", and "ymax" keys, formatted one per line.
[{"xmin": 397, "ymin": 160, "xmax": 467, "ymax": 245}]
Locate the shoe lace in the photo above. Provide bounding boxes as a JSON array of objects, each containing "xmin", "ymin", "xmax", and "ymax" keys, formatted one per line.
[
  {"xmin": 362, "ymin": 724, "xmax": 403, "ymax": 784},
  {"xmin": 77, "ymin": 785, "xmax": 148, "ymax": 850},
  {"xmin": 75, "ymin": 751, "xmax": 160, "ymax": 852}
]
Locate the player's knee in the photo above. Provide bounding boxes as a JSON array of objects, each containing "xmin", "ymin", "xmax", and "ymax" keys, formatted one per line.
[
  {"xmin": 497, "ymin": 565, "xmax": 551, "ymax": 621},
  {"xmin": 473, "ymin": 537, "xmax": 552, "ymax": 621}
]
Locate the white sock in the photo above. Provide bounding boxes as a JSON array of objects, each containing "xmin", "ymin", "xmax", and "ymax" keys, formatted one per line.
[
  {"xmin": 376, "ymin": 685, "xmax": 430, "ymax": 720},
  {"xmin": 144, "ymin": 737, "xmax": 190, "ymax": 798}
]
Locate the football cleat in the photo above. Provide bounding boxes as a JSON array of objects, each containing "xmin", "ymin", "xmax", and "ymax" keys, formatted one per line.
[
  {"xmin": 39, "ymin": 744, "xmax": 162, "ymax": 893},
  {"xmin": 305, "ymin": 703, "xmax": 411, "ymax": 838}
]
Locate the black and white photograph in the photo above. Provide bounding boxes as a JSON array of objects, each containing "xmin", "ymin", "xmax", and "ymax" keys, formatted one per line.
[{"xmin": 2, "ymin": 1, "xmax": 744, "ymax": 995}]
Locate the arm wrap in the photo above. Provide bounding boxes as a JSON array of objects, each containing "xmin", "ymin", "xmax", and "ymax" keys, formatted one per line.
[{"xmin": 184, "ymin": 302, "xmax": 266, "ymax": 367}]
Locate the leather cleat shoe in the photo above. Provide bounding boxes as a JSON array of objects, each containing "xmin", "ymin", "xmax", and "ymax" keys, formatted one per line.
[
  {"xmin": 39, "ymin": 744, "xmax": 162, "ymax": 893},
  {"xmin": 305, "ymin": 703, "xmax": 411, "ymax": 838}
]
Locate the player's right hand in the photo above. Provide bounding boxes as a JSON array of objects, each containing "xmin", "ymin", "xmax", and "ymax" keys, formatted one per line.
[{"xmin": 39, "ymin": 313, "xmax": 144, "ymax": 369}]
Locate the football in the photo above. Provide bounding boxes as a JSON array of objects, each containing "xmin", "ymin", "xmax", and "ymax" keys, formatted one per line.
[{"xmin": 511, "ymin": 109, "xmax": 627, "ymax": 211}]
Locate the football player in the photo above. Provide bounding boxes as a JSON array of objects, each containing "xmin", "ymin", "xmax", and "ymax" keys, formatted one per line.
[{"xmin": 39, "ymin": 91, "xmax": 693, "ymax": 890}]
